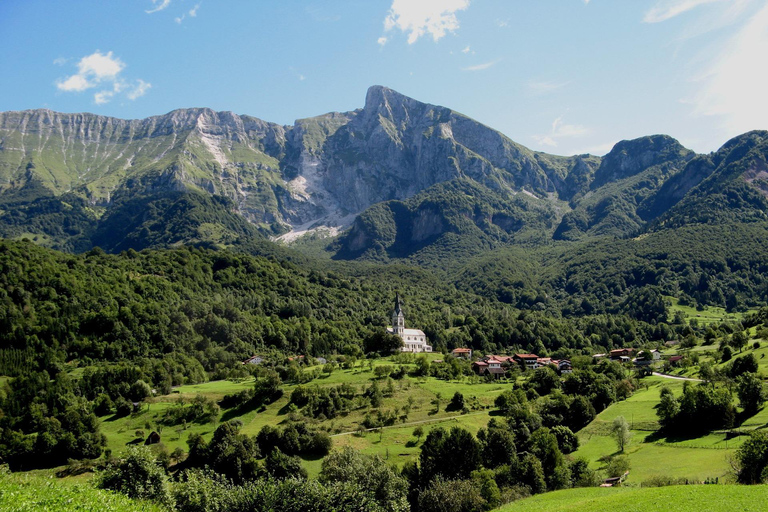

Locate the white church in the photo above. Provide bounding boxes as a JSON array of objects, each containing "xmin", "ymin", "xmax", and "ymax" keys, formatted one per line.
[{"xmin": 387, "ymin": 293, "xmax": 432, "ymax": 353}]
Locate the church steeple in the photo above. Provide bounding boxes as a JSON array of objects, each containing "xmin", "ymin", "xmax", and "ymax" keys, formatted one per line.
[{"xmin": 392, "ymin": 293, "xmax": 405, "ymax": 336}]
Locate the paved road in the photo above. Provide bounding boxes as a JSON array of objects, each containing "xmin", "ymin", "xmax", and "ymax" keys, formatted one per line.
[{"xmin": 652, "ymin": 372, "xmax": 703, "ymax": 382}]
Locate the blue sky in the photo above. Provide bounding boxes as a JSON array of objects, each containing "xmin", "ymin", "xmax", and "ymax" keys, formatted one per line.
[{"xmin": 1, "ymin": 0, "xmax": 766, "ymax": 156}]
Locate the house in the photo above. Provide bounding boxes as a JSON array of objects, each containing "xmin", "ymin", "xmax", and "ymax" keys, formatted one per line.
[
  {"xmin": 557, "ymin": 359, "xmax": 573, "ymax": 373},
  {"xmin": 451, "ymin": 348, "xmax": 473, "ymax": 359},
  {"xmin": 243, "ymin": 355, "xmax": 264, "ymax": 365},
  {"xmin": 513, "ymin": 353, "xmax": 539, "ymax": 370},
  {"xmin": 610, "ymin": 348, "xmax": 636, "ymax": 361},
  {"xmin": 650, "ymin": 349, "xmax": 662, "ymax": 360},
  {"xmin": 145, "ymin": 431, "xmax": 161, "ymax": 445},
  {"xmin": 387, "ymin": 294, "xmax": 432, "ymax": 353},
  {"xmin": 472, "ymin": 359, "xmax": 506, "ymax": 378},
  {"xmin": 668, "ymin": 355, "xmax": 684, "ymax": 367}
]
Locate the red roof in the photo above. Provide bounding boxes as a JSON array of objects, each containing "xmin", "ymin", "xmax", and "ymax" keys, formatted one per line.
[
  {"xmin": 669, "ymin": 355, "xmax": 684, "ymax": 362},
  {"xmin": 514, "ymin": 353, "xmax": 539, "ymax": 359},
  {"xmin": 473, "ymin": 361, "xmax": 489, "ymax": 366},
  {"xmin": 452, "ymin": 348, "xmax": 472, "ymax": 353}
]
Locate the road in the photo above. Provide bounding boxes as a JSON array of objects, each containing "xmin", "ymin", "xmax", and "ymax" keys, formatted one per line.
[{"xmin": 652, "ymin": 371, "xmax": 703, "ymax": 382}]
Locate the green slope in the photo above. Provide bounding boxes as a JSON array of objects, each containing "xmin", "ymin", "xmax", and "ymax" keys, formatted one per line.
[{"xmin": 498, "ymin": 485, "xmax": 768, "ymax": 512}]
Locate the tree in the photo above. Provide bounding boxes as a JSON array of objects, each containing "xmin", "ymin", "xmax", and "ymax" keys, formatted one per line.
[
  {"xmin": 189, "ymin": 421, "xmax": 260, "ymax": 483},
  {"xmin": 478, "ymin": 421, "xmax": 517, "ymax": 469},
  {"xmin": 320, "ymin": 447, "xmax": 409, "ymax": 512},
  {"xmin": 656, "ymin": 387, "xmax": 680, "ymax": 431},
  {"xmin": 264, "ymin": 447, "xmax": 307, "ymax": 480},
  {"xmin": 731, "ymin": 331, "xmax": 748, "ymax": 352},
  {"xmin": 551, "ymin": 425, "xmax": 579, "ymax": 454},
  {"xmin": 737, "ymin": 372, "xmax": 767, "ymax": 415},
  {"xmin": 605, "ymin": 455, "xmax": 630, "ymax": 478},
  {"xmin": 129, "ymin": 379, "xmax": 152, "ymax": 402},
  {"xmin": 417, "ymin": 477, "xmax": 486, "ymax": 512},
  {"xmin": 364, "ymin": 331, "xmax": 404, "ymax": 354},
  {"xmin": 528, "ymin": 366, "xmax": 561, "ymax": 395},
  {"xmin": 448, "ymin": 391, "xmax": 465, "ymax": 411},
  {"xmin": 96, "ymin": 446, "xmax": 173, "ymax": 507},
  {"xmin": 611, "ymin": 416, "xmax": 631, "ymax": 452},
  {"xmin": 253, "ymin": 371, "xmax": 283, "ymax": 406},
  {"xmin": 729, "ymin": 353, "xmax": 759, "ymax": 378},
  {"xmin": 419, "ymin": 426, "xmax": 481, "ymax": 483},
  {"xmin": 736, "ymin": 430, "xmax": 768, "ymax": 484},
  {"xmin": 412, "ymin": 425, "xmax": 424, "ymax": 441}
]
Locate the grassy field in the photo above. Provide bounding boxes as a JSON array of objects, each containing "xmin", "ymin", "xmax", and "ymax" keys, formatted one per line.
[
  {"xmin": 97, "ymin": 357, "xmax": 514, "ymax": 476},
  {"xmin": 573, "ymin": 376, "xmax": 740, "ymax": 484},
  {"xmin": 666, "ymin": 297, "xmax": 754, "ymax": 326},
  {"xmin": 497, "ymin": 485, "xmax": 768, "ymax": 512},
  {"xmin": 0, "ymin": 471, "xmax": 164, "ymax": 512}
]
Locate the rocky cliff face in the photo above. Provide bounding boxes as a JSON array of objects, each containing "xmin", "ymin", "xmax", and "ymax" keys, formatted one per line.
[
  {"xmin": 2, "ymin": 86, "xmax": 766, "ymax": 256},
  {"xmin": 0, "ymin": 86, "xmax": 599, "ymax": 242}
]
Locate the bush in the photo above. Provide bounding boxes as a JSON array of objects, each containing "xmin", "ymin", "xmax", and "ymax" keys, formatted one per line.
[
  {"xmin": 605, "ymin": 455, "xmax": 630, "ymax": 478},
  {"xmin": 96, "ymin": 446, "xmax": 173, "ymax": 507}
]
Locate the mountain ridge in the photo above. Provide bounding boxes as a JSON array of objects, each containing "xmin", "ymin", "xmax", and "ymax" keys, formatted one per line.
[{"xmin": 1, "ymin": 86, "xmax": 767, "ymax": 260}]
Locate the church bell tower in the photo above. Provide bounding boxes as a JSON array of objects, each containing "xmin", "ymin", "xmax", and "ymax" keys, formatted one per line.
[{"xmin": 392, "ymin": 293, "xmax": 405, "ymax": 336}]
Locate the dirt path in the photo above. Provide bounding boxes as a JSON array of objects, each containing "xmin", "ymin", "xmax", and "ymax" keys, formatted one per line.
[
  {"xmin": 652, "ymin": 371, "xmax": 703, "ymax": 382},
  {"xmin": 330, "ymin": 410, "xmax": 490, "ymax": 437}
]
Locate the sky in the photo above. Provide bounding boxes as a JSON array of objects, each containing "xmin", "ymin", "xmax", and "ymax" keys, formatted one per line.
[{"xmin": 1, "ymin": 0, "xmax": 767, "ymax": 156}]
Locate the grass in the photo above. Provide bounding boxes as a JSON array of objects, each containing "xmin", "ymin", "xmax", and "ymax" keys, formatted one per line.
[
  {"xmin": 497, "ymin": 485, "xmax": 768, "ymax": 512},
  {"xmin": 96, "ymin": 357, "xmax": 513, "ymax": 475},
  {"xmin": 0, "ymin": 471, "xmax": 164, "ymax": 512},
  {"xmin": 666, "ymin": 297, "xmax": 754, "ymax": 326},
  {"xmin": 573, "ymin": 376, "xmax": 737, "ymax": 484}
]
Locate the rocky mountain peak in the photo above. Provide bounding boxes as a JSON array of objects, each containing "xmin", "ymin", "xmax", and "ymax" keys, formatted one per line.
[{"xmin": 591, "ymin": 134, "xmax": 693, "ymax": 189}]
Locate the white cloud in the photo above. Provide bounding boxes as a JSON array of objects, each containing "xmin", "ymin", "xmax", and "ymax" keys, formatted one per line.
[
  {"xmin": 146, "ymin": 0, "xmax": 171, "ymax": 14},
  {"xmin": 532, "ymin": 117, "xmax": 589, "ymax": 148},
  {"xmin": 528, "ymin": 80, "xmax": 570, "ymax": 95},
  {"xmin": 55, "ymin": 51, "xmax": 150, "ymax": 105},
  {"xmin": 79, "ymin": 51, "xmax": 125, "ymax": 80},
  {"xmin": 56, "ymin": 51, "xmax": 124, "ymax": 92},
  {"xmin": 462, "ymin": 60, "xmax": 499, "ymax": 71},
  {"xmin": 496, "ymin": 18, "xmax": 509, "ymax": 27},
  {"xmin": 128, "ymin": 79, "xmax": 152, "ymax": 100},
  {"xmin": 94, "ymin": 90, "xmax": 114, "ymax": 105},
  {"xmin": 381, "ymin": 0, "xmax": 470, "ymax": 44},
  {"xmin": 378, "ymin": 36, "xmax": 389, "ymax": 46},
  {"xmin": 689, "ymin": 2, "xmax": 768, "ymax": 135},
  {"xmin": 57, "ymin": 74, "xmax": 92, "ymax": 92},
  {"xmin": 176, "ymin": 3, "xmax": 200, "ymax": 24},
  {"xmin": 461, "ymin": 45, "xmax": 471, "ymax": 54},
  {"xmin": 53, "ymin": 57, "xmax": 68, "ymax": 66},
  {"xmin": 643, "ymin": 0, "xmax": 724, "ymax": 23}
]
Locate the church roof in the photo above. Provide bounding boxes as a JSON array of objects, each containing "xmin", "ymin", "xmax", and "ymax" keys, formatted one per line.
[
  {"xmin": 387, "ymin": 327, "xmax": 425, "ymax": 336},
  {"xmin": 393, "ymin": 293, "xmax": 403, "ymax": 315}
]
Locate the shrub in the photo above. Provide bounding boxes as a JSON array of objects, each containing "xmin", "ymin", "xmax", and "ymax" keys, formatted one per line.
[{"xmin": 96, "ymin": 445, "xmax": 173, "ymax": 507}]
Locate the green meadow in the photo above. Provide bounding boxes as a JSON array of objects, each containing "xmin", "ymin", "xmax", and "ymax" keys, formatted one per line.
[
  {"xmin": 97, "ymin": 357, "xmax": 513, "ymax": 476},
  {"xmin": 0, "ymin": 471, "xmax": 164, "ymax": 512},
  {"xmin": 498, "ymin": 485, "xmax": 768, "ymax": 512}
]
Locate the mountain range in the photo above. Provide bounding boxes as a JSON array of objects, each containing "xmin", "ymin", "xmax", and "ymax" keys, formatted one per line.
[{"xmin": 1, "ymin": 85, "xmax": 767, "ymax": 259}]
